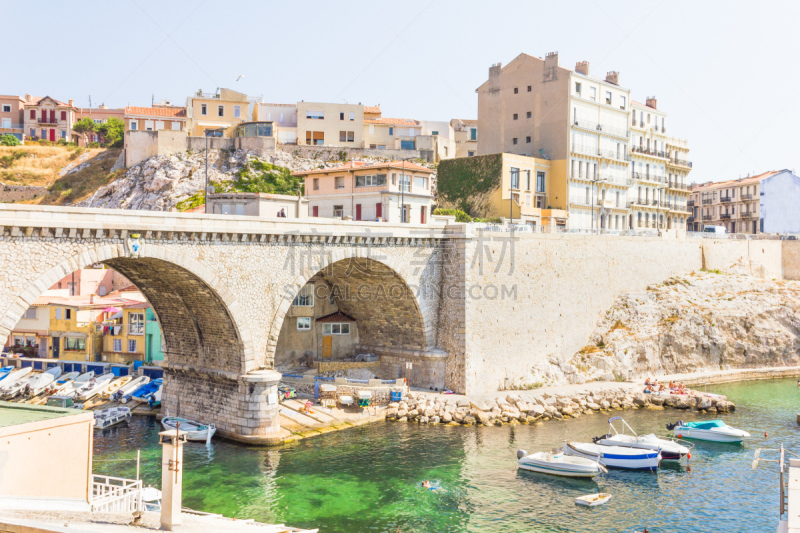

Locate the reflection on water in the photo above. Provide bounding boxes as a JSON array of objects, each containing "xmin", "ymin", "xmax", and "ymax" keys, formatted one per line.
[{"xmin": 94, "ymin": 379, "xmax": 796, "ymax": 532}]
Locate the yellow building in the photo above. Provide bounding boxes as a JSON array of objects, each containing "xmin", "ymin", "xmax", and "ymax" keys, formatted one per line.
[
  {"xmin": 48, "ymin": 302, "xmax": 94, "ymax": 360},
  {"xmin": 101, "ymin": 303, "xmax": 148, "ymax": 364},
  {"xmin": 296, "ymin": 101, "xmax": 364, "ymax": 147},
  {"xmin": 185, "ymin": 88, "xmax": 250, "ymax": 137}
]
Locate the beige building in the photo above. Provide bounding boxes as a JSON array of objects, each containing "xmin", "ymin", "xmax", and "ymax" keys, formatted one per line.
[
  {"xmin": 253, "ymin": 102, "xmax": 297, "ymax": 144},
  {"xmin": 22, "ymin": 95, "xmax": 77, "ymax": 143},
  {"xmin": 0, "ymin": 402, "xmax": 94, "ymax": 511},
  {"xmin": 185, "ymin": 88, "xmax": 250, "ymax": 137},
  {"xmin": 363, "ymin": 117, "xmax": 422, "ymax": 150},
  {"xmin": 451, "ymin": 118, "xmax": 478, "ymax": 157},
  {"xmin": 207, "ymin": 192, "xmax": 309, "ymax": 218},
  {"xmin": 0, "ymin": 94, "xmax": 27, "ymax": 141},
  {"xmin": 688, "ymin": 171, "xmax": 775, "ymax": 233},
  {"xmin": 125, "ymin": 105, "xmax": 187, "ymax": 133},
  {"xmin": 477, "ymin": 52, "xmax": 692, "ymax": 231},
  {"xmin": 296, "ymin": 101, "xmax": 364, "ymax": 147}
]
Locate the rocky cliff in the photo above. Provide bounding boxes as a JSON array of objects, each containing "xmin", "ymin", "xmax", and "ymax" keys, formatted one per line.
[{"xmin": 548, "ymin": 271, "xmax": 800, "ymax": 385}]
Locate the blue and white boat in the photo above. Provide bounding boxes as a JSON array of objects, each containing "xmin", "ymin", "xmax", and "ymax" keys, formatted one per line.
[
  {"xmin": 112, "ymin": 375, "xmax": 149, "ymax": 402},
  {"xmin": 594, "ymin": 416, "xmax": 691, "ymax": 461},
  {"xmin": 0, "ymin": 366, "xmax": 15, "ymax": 382},
  {"xmin": 130, "ymin": 378, "xmax": 162, "ymax": 405},
  {"xmin": 563, "ymin": 441, "xmax": 661, "ymax": 470},
  {"xmin": 667, "ymin": 420, "xmax": 750, "ymax": 443}
]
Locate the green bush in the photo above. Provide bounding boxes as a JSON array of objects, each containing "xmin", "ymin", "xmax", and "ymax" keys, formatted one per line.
[
  {"xmin": 433, "ymin": 208, "xmax": 472, "ymax": 222},
  {"xmin": 436, "ymin": 154, "xmax": 503, "ymax": 214},
  {"xmin": 0, "ymin": 134, "xmax": 20, "ymax": 146},
  {"xmin": 88, "ymin": 142, "xmax": 100, "ymax": 148},
  {"xmin": 0, "ymin": 150, "xmax": 30, "ymax": 169},
  {"xmin": 216, "ymin": 160, "xmax": 304, "ymax": 195},
  {"xmin": 176, "ymin": 192, "xmax": 206, "ymax": 212},
  {"xmin": 38, "ymin": 140, "xmax": 53, "ymax": 146},
  {"xmin": 474, "ymin": 217, "xmax": 502, "ymax": 224}
]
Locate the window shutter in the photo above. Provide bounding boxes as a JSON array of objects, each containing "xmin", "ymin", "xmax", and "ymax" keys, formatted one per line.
[{"xmin": 376, "ymin": 203, "xmax": 382, "ymax": 219}]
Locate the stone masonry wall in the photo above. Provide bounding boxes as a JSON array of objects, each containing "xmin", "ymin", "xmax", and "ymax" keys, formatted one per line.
[
  {"xmin": 0, "ymin": 184, "xmax": 49, "ymax": 202},
  {"xmin": 783, "ymin": 240, "xmax": 800, "ymax": 281},
  {"xmin": 279, "ymin": 144, "xmax": 421, "ymax": 162}
]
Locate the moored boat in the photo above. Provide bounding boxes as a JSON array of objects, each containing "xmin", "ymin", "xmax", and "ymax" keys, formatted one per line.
[
  {"xmin": 517, "ymin": 449, "xmax": 605, "ymax": 478},
  {"xmin": 0, "ymin": 367, "xmax": 32, "ymax": 395},
  {"xmin": 575, "ymin": 493, "xmax": 612, "ymax": 507},
  {"xmin": 563, "ymin": 441, "xmax": 661, "ymax": 470},
  {"xmin": 594, "ymin": 416, "xmax": 691, "ymax": 461},
  {"xmin": 667, "ymin": 420, "xmax": 750, "ymax": 443},
  {"xmin": 61, "ymin": 371, "xmax": 95, "ymax": 397},
  {"xmin": 113, "ymin": 376, "xmax": 149, "ymax": 402},
  {"xmin": 45, "ymin": 371, "xmax": 79, "ymax": 395},
  {"xmin": 25, "ymin": 366, "xmax": 62, "ymax": 397},
  {"xmin": 94, "ymin": 406, "xmax": 132, "ymax": 429},
  {"xmin": 130, "ymin": 378, "xmax": 162, "ymax": 405},
  {"xmin": 161, "ymin": 416, "xmax": 216, "ymax": 442},
  {"xmin": 101, "ymin": 376, "xmax": 132, "ymax": 398},
  {"xmin": 75, "ymin": 373, "xmax": 115, "ymax": 401},
  {"xmin": 0, "ymin": 366, "xmax": 15, "ymax": 382}
]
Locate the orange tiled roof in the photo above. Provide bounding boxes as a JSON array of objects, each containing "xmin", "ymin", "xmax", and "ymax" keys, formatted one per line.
[
  {"xmin": 363, "ymin": 105, "xmax": 381, "ymax": 114},
  {"xmin": 364, "ymin": 118, "xmax": 420, "ymax": 126},
  {"xmin": 125, "ymin": 106, "xmax": 186, "ymax": 118},
  {"xmin": 123, "ymin": 301, "xmax": 152, "ymax": 309},
  {"xmin": 293, "ymin": 160, "xmax": 433, "ymax": 176},
  {"xmin": 690, "ymin": 170, "xmax": 780, "ymax": 192},
  {"xmin": 316, "ymin": 311, "xmax": 355, "ymax": 323},
  {"xmin": 32, "ymin": 296, "xmax": 65, "ymax": 306},
  {"xmin": 456, "ymin": 119, "xmax": 477, "ymax": 126}
]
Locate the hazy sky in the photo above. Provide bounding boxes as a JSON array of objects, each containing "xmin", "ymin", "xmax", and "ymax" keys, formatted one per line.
[{"xmin": 4, "ymin": 0, "xmax": 800, "ymax": 183}]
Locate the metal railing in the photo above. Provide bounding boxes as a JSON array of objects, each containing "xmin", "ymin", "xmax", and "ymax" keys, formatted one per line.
[
  {"xmin": 672, "ymin": 158, "xmax": 693, "ymax": 168},
  {"xmin": 91, "ymin": 474, "xmax": 143, "ymax": 513},
  {"xmin": 687, "ymin": 200, "xmax": 696, "ymax": 207},
  {"xmin": 37, "ymin": 118, "xmax": 59, "ymax": 125},
  {"xmin": 720, "ymin": 196, "xmax": 732, "ymax": 203},
  {"xmin": 703, "ymin": 215, "xmax": 713, "ymax": 221},
  {"xmin": 702, "ymin": 199, "xmax": 713, "ymax": 205},
  {"xmin": 720, "ymin": 213, "xmax": 731, "ymax": 220},
  {"xmin": 570, "ymin": 144, "xmax": 598, "ymax": 157},
  {"xmin": 740, "ymin": 193, "xmax": 754, "ymax": 200},
  {"xmin": 0, "ymin": 123, "xmax": 24, "ymax": 130}
]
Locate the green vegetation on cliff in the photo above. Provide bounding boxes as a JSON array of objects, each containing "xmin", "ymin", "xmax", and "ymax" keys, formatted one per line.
[{"xmin": 436, "ymin": 153, "xmax": 502, "ymax": 215}]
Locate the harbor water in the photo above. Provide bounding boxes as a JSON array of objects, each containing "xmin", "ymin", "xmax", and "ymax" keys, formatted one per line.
[{"xmin": 93, "ymin": 378, "xmax": 800, "ymax": 532}]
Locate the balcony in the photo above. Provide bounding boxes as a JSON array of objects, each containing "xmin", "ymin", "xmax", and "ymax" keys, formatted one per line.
[
  {"xmin": 0, "ymin": 123, "xmax": 24, "ymax": 132},
  {"xmin": 572, "ymin": 118, "xmax": 598, "ymax": 132},
  {"xmin": 667, "ymin": 182, "xmax": 687, "ymax": 191},
  {"xmin": 631, "ymin": 146, "xmax": 669, "ymax": 159},
  {"xmin": 687, "ymin": 200, "xmax": 696, "ymax": 207},
  {"xmin": 688, "ymin": 216, "xmax": 696, "ymax": 222},
  {"xmin": 596, "ymin": 123, "xmax": 630, "ymax": 139},
  {"xmin": 659, "ymin": 201, "xmax": 671, "ymax": 208},
  {"xmin": 670, "ymin": 157, "xmax": 693, "ymax": 168},
  {"xmin": 599, "ymin": 149, "xmax": 630, "ymax": 162},
  {"xmin": 702, "ymin": 199, "xmax": 713, "ymax": 205},
  {"xmin": 721, "ymin": 213, "xmax": 731, "ymax": 220},
  {"xmin": 740, "ymin": 193, "xmax": 753, "ymax": 200},
  {"xmin": 703, "ymin": 215, "xmax": 713, "ymax": 221},
  {"xmin": 740, "ymin": 211, "xmax": 757, "ymax": 219},
  {"xmin": 720, "ymin": 196, "xmax": 731, "ymax": 203},
  {"xmin": 570, "ymin": 144, "xmax": 599, "ymax": 157},
  {"xmin": 37, "ymin": 118, "xmax": 59, "ymax": 125}
]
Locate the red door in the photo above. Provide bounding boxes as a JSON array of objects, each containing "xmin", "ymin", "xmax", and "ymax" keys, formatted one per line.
[
  {"xmin": 49, "ymin": 110, "xmax": 55, "ymax": 123},
  {"xmin": 312, "ymin": 206, "xmax": 319, "ymax": 217},
  {"xmin": 355, "ymin": 204, "xmax": 362, "ymax": 221},
  {"xmin": 376, "ymin": 203, "xmax": 382, "ymax": 220},
  {"xmin": 49, "ymin": 129, "xmax": 55, "ymax": 141}
]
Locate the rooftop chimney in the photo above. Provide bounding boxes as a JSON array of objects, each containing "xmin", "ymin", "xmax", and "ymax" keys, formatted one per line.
[
  {"xmin": 489, "ymin": 62, "xmax": 503, "ymax": 78},
  {"xmin": 25, "ymin": 94, "xmax": 32, "ymax": 102},
  {"xmin": 575, "ymin": 61, "xmax": 589, "ymax": 75},
  {"xmin": 544, "ymin": 51, "xmax": 559, "ymax": 70},
  {"xmin": 645, "ymin": 96, "xmax": 657, "ymax": 109},
  {"xmin": 99, "ymin": 104, "xmax": 108, "ymax": 109},
  {"xmin": 68, "ymin": 99, "xmax": 74, "ymax": 107},
  {"xmin": 89, "ymin": 294, "xmax": 94, "ymax": 304},
  {"xmin": 605, "ymin": 71, "xmax": 619, "ymax": 85}
]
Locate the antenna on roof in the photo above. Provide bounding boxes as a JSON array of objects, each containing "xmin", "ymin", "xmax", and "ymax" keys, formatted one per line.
[{"xmin": 152, "ymin": 93, "xmax": 154, "ymax": 107}]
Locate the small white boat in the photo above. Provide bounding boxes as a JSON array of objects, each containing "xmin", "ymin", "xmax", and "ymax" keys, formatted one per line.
[
  {"xmin": 0, "ymin": 366, "xmax": 15, "ymax": 382},
  {"xmin": 61, "ymin": 371, "xmax": 95, "ymax": 397},
  {"xmin": 45, "ymin": 371, "xmax": 79, "ymax": 395},
  {"xmin": 667, "ymin": 419, "xmax": 750, "ymax": 443},
  {"xmin": 594, "ymin": 416, "xmax": 691, "ymax": 461},
  {"xmin": 517, "ymin": 450, "xmax": 605, "ymax": 478},
  {"xmin": 563, "ymin": 441, "xmax": 661, "ymax": 470},
  {"xmin": 0, "ymin": 366, "xmax": 32, "ymax": 394},
  {"xmin": 101, "ymin": 376, "xmax": 132, "ymax": 398},
  {"xmin": 575, "ymin": 493, "xmax": 612, "ymax": 507},
  {"xmin": 141, "ymin": 487, "xmax": 162, "ymax": 512},
  {"xmin": 25, "ymin": 366, "xmax": 62, "ymax": 397},
  {"xmin": 75, "ymin": 373, "xmax": 115, "ymax": 401},
  {"xmin": 161, "ymin": 416, "xmax": 216, "ymax": 442},
  {"xmin": 0, "ymin": 369, "xmax": 34, "ymax": 399},
  {"xmin": 112, "ymin": 375, "xmax": 149, "ymax": 402},
  {"xmin": 94, "ymin": 406, "xmax": 132, "ymax": 429}
]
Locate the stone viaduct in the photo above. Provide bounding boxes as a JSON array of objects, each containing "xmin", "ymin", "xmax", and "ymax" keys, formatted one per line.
[{"xmin": 0, "ymin": 204, "xmax": 795, "ymax": 444}]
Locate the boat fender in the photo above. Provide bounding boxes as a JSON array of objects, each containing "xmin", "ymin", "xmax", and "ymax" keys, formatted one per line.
[{"xmin": 517, "ymin": 450, "xmax": 528, "ymax": 460}]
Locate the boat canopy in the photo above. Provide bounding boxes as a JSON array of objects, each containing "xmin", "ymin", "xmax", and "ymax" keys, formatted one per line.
[{"xmin": 684, "ymin": 420, "xmax": 727, "ymax": 430}]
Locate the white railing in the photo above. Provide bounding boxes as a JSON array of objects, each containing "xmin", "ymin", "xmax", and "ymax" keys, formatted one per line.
[{"xmin": 91, "ymin": 474, "xmax": 143, "ymax": 513}]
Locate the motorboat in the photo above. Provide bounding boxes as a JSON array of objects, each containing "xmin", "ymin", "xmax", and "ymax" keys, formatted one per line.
[
  {"xmin": 141, "ymin": 487, "xmax": 162, "ymax": 512},
  {"xmin": 1, "ymin": 372, "xmax": 35, "ymax": 399},
  {"xmin": 517, "ymin": 449, "xmax": 606, "ymax": 478},
  {"xmin": 0, "ymin": 366, "xmax": 32, "ymax": 394},
  {"xmin": 112, "ymin": 375, "xmax": 149, "ymax": 402},
  {"xmin": 94, "ymin": 406, "xmax": 132, "ymax": 429},
  {"xmin": 161, "ymin": 416, "xmax": 216, "ymax": 442},
  {"xmin": 75, "ymin": 373, "xmax": 115, "ymax": 401},
  {"xmin": 563, "ymin": 441, "xmax": 661, "ymax": 470},
  {"xmin": 60, "ymin": 371, "xmax": 95, "ymax": 397},
  {"xmin": 45, "ymin": 371, "xmax": 79, "ymax": 395},
  {"xmin": 575, "ymin": 493, "xmax": 612, "ymax": 507},
  {"xmin": 0, "ymin": 366, "xmax": 15, "ymax": 382},
  {"xmin": 101, "ymin": 376, "xmax": 132, "ymax": 398},
  {"xmin": 593, "ymin": 416, "xmax": 691, "ymax": 461},
  {"xmin": 130, "ymin": 378, "xmax": 162, "ymax": 405},
  {"xmin": 24, "ymin": 367, "xmax": 62, "ymax": 397},
  {"xmin": 667, "ymin": 420, "xmax": 750, "ymax": 443}
]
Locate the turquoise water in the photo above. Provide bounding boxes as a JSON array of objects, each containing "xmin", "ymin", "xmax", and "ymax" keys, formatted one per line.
[{"xmin": 93, "ymin": 378, "xmax": 800, "ymax": 532}]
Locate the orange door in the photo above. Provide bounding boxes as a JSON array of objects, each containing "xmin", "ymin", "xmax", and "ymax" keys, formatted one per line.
[{"xmin": 322, "ymin": 336, "xmax": 332, "ymax": 358}]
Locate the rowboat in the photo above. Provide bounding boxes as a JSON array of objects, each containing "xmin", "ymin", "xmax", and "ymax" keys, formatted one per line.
[
  {"xmin": 24, "ymin": 367, "xmax": 62, "ymax": 397},
  {"xmin": 94, "ymin": 407, "xmax": 132, "ymax": 429},
  {"xmin": 0, "ymin": 367, "xmax": 33, "ymax": 397},
  {"xmin": 575, "ymin": 493, "xmax": 612, "ymax": 507},
  {"xmin": 563, "ymin": 441, "xmax": 661, "ymax": 470},
  {"xmin": 112, "ymin": 376, "xmax": 149, "ymax": 402},
  {"xmin": 161, "ymin": 416, "xmax": 216, "ymax": 442},
  {"xmin": 130, "ymin": 378, "xmax": 162, "ymax": 405},
  {"xmin": 517, "ymin": 449, "xmax": 605, "ymax": 478},
  {"xmin": 101, "ymin": 376, "xmax": 132, "ymax": 398},
  {"xmin": 667, "ymin": 420, "xmax": 750, "ymax": 443},
  {"xmin": 594, "ymin": 416, "xmax": 691, "ymax": 461},
  {"xmin": 60, "ymin": 371, "xmax": 95, "ymax": 397},
  {"xmin": 75, "ymin": 373, "xmax": 115, "ymax": 401},
  {"xmin": 0, "ymin": 366, "xmax": 15, "ymax": 382},
  {"xmin": 45, "ymin": 371, "xmax": 79, "ymax": 395}
]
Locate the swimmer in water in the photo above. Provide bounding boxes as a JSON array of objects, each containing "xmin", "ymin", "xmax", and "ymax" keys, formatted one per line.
[{"xmin": 421, "ymin": 480, "xmax": 441, "ymax": 492}]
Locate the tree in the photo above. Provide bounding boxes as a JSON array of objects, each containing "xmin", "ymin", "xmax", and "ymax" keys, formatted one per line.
[
  {"xmin": 72, "ymin": 117, "xmax": 96, "ymax": 146},
  {"xmin": 0, "ymin": 134, "xmax": 21, "ymax": 146},
  {"xmin": 97, "ymin": 117, "xmax": 125, "ymax": 147}
]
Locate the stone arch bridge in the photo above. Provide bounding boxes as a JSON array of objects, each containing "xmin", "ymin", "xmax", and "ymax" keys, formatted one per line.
[{"xmin": 0, "ymin": 205, "xmax": 467, "ymax": 443}]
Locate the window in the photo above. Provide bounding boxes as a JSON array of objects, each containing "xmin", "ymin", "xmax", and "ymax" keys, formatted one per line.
[
  {"xmin": 217, "ymin": 105, "xmax": 224, "ymax": 117},
  {"xmin": 65, "ymin": 337, "xmax": 85, "ymax": 351},
  {"xmin": 514, "ymin": 87, "xmax": 519, "ymax": 94},
  {"xmin": 65, "ymin": 309, "xmax": 72, "ymax": 320},
  {"xmin": 113, "ymin": 339, "xmax": 122, "ymax": 352},
  {"xmin": 61, "ymin": 130, "xmax": 66, "ymax": 139},
  {"xmin": 322, "ymin": 323, "xmax": 350, "ymax": 335},
  {"xmin": 389, "ymin": 127, "xmax": 394, "ymax": 135},
  {"xmin": 340, "ymin": 112, "xmax": 345, "ymax": 120},
  {"xmin": 171, "ymin": 121, "xmax": 181, "ymax": 131},
  {"xmin": 349, "ymin": 111, "xmax": 355, "ymax": 121},
  {"xmin": 413, "ymin": 176, "xmax": 428, "ymax": 190},
  {"xmin": 620, "ymin": 95, "xmax": 626, "ymax": 109},
  {"xmin": 355, "ymin": 174, "xmax": 387, "ymax": 187},
  {"xmin": 23, "ymin": 307, "xmax": 36, "ymax": 319},
  {"xmin": 61, "ymin": 111, "xmax": 66, "ymax": 121},
  {"xmin": 293, "ymin": 284, "xmax": 315, "ymax": 307},
  {"xmin": 512, "ymin": 138, "xmax": 518, "ymax": 145},
  {"xmin": 30, "ymin": 110, "xmax": 35, "ymax": 119},
  {"xmin": 468, "ymin": 151, "xmax": 475, "ymax": 156},
  {"xmin": 234, "ymin": 105, "xmax": 241, "ymax": 118},
  {"xmin": 279, "ymin": 113, "xmax": 284, "ymax": 123},
  {"xmin": 1, "ymin": 105, "xmax": 10, "ymax": 112},
  {"xmin": 145, "ymin": 120, "xmax": 154, "ymax": 131},
  {"xmin": 513, "ymin": 113, "xmax": 518, "ymax": 120},
  {"xmin": 156, "ymin": 120, "xmax": 164, "ymax": 130},
  {"xmin": 129, "ymin": 312, "xmax": 144, "ymax": 335},
  {"xmin": 347, "ymin": 131, "xmax": 354, "ymax": 142},
  {"xmin": 527, "ymin": 111, "xmax": 531, "ymax": 119},
  {"xmin": 432, "ymin": 130, "xmax": 439, "ymax": 135},
  {"xmin": 399, "ymin": 174, "xmax": 410, "ymax": 192},
  {"xmin": 128, "ymin": 339, "xmax": 137, "ymax": 353},
  {"xmin": 526, "ymin": 136, "xmax": 531, "ymax": 143},
  {"xmin": 297, "ymin": 317, "xmax": 311, "ymax": 331},
  {"xmin": 335, "ymin": 176, "xmax": 345, "ymax": 189},
  {"xmin": 306, "ymin": 110, "xmax": 324, "ymax": 119},
  {"xmin": 333, "ymin": 205, "xmax": 344, "ymax": 218},
  {"xmin": 313, "ymin": 178, "xmax": 319, "ymax": 190},
  {"xmin": 201, "ymin": 104, "xmax": 207, "ymax": 115},
  {"xmin": 470, "ymin": 128, "xmax": 477, "ymax": 140},
  {"xmin": 575, "ymin": 82, "xmax": 581, "ymax": 95},
  {"xmin": 93, "ymin": 119, "xmax": 102, "ymax": 125},
  {"xmin": 510, "ymin": 168, "xmax": 520, "ymax": 189},
  {"xmin": 55, "ymin": 308, "xmax": 62, "ymax": 320},
  {"xmin": 130, "ymin": 121, "xmax": 138, "ymax": 131},
  {"xmin": 339, "ymin": 131, "xmax": 346, "ymax": 142},
  {"xmin": 605, "ymin": 91, "xmax": 612, "ymax": 105},
  {"xmin": 526, "ymin": 170, "xmax": 531, "ymax": 191},
  {"xmin": 591, "ymin": 87, "xmax": 596, "ymax": 101},
  {"xmin": 368, "ymin": 125, "xmax": 375, "ymax": 134},
  {"xmin": 536, "ymin": 171, "xmax": 546, "ymax": 193}
]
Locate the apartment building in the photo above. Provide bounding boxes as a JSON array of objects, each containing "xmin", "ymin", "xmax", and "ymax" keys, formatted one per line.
[
  {"xmin": 451, "ymin": 119, "xmax": 478, "ymax": 157},
  {"xmin": 22, "ymin": 95, "xmax": 77, "ymax": 142},
  {"xmin": 253, "ymin": 102, "xmax": 297, "ymax": 143},
  {"xmin": 185, "ymin": 88, "xmax": 249, "ymax": 137},
  {"xmin": 295, "ymin": 160, "xmax": 435, "ymax": 223},
  {"xmin": 0, "ymin": 94, "xmax": 26, "ymax": 141},
  {"xmin": 74, "ymin": 105, "xmax": 125, "ymax": 145},
  {"xmin": 689, "ymin": 170, "xmax": 800, "ymax": 234},
  {"xmin": 296, "ymin": 101, "xmax": 364, "ymax": 147},
  {"xmin": 477, "ymin": 52, "xmax": 692, "ymax": 231},
  {"xmin": 124, "ymin": 106, "xmax": 187, "ymax": 132},
  {"xmin": 363, "ymin": 117, "xmax": 422, "ymax": 150}
]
